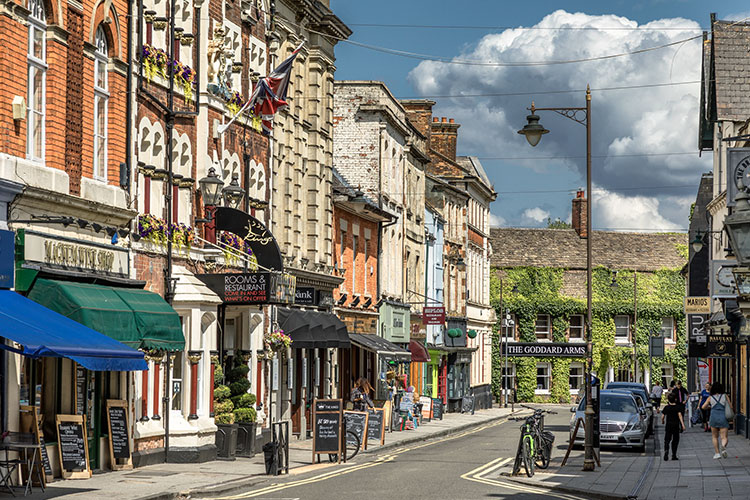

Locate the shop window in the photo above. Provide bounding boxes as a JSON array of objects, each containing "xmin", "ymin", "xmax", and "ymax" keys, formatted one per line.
[
  {"xmin": 536, "ymin": 363, "xmax": 550, "ymax": 393},
  {"xmin": 569, "ymin": 315, "xmax": 584, "ymax": 340},
  {"xmin": 27, "ymin": 0, "xmax": 46, "ymax": 162},
  {"xmin": 93, "ymin": 27, "xmax": 109, "ymax": 181},
  {"xmin": 569, "ymin": 362, "xmax": 584, "ymax": 391},
  {"xmin": 535, "ymin": 314, "xmax": 550, "ymax": 340},
  {"xmin": 661, "ymin": 317, "xmax": 674, "ymax": 342},
  {"xmin": 615, "ymin": 315, "xmax": 630, "ymax": 342},
  {"xmin": 616, "ymin": 366, "xmax": 632, "ymax": 382},
  {"xmin": 661, "ymin": 364, "xmax": 674, "ymax": 389}
]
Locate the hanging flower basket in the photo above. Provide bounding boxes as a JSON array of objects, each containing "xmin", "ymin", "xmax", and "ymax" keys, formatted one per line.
[
  {"xmin": 137, "ymin": 214, "xmax": 195, "ymax": 250},
  {"xmin": 170, "ymin": 59, "xmax": 196, "ymax": 102},
  {"xmin": 141, "ymin": 44, "xmax": 168, "ymax": 82},
  {"xmin": 264, "ymin": 329, "xmax": 292, "ymax": 352}
]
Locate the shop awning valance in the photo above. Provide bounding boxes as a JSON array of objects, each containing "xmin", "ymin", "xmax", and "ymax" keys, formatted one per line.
[
  {"xmin": 349, "ymin": 333, "xmax": 411, "ymax": 360},
  {"xmin": 277, "ymin": 308, "xmax": 350, "ymax": 349},
  {"xmin": 0, "ymin": 290, "xmax": 147, "ymax": 371},
  {"xmin": 409, "ymin": 340, "xmax": 430, "ymax": 362},
  {"xmin": 27, "ymin": 279, "xmax": 184, "ymax": 351}
]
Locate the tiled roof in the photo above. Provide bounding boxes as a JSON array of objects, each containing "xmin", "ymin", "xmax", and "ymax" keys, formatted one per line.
[
  {"xmin": 490, "ymin": 228, "xmax": 687, "ymax": 271},
  {"xmin": 713, "ymin": 20, "xmax": 750, "ymax": 121}
]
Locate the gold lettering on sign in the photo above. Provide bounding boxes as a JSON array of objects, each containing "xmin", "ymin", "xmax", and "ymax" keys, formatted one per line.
[
  {"xmin": 43, "ymin": 240, "xmax": 115, "ymax": 272},
  {"xmin": 242, "ymin": 221, "xmax": 273, "ymax": 245}
]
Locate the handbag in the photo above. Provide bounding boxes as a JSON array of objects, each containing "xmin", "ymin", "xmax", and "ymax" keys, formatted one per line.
[{"xmin": 724, "ymin": 395, "xmax": 735, "ymax": 421}]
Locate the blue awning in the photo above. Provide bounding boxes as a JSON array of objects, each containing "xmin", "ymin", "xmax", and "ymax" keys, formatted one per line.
[{"xmin": 0, "ymin": 290, "xmax": 147, "ymax": 371}]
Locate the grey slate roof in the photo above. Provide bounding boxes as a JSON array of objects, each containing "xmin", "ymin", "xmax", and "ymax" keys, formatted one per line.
[
  {"xmin": 456, "ymin": 156, "xmax": 494, "ymax": 191},
  {"xmin": 713, "ymin": 20, "xmax": 750, "ymax": 121},
  {"xmin": 490, "ymin": 228, "xmax": 687, "ymax": 271}
]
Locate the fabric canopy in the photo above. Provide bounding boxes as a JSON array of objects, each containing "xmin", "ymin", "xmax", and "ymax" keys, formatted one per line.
[
  {"xmin": 349, "ymin": 333, "xmax": 411, "ymax": 360},
  {"xmin": 27, "ymin": 279, "xmax": 184, "ymax": 351},
  {"xmin": 0, "ymin": 290, "xmax": 147, "ymax": 371},
  {"xmin": 409, "ymin": 340, "xmax": 430, "ymax": 362},
  {"xmin": 277, "ymin": 308, "xmax": 350, "ymax": 349}
]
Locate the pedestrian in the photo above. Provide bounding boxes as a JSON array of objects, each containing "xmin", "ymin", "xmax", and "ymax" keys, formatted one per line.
[
  {"xmin": 701, "ymin": 382, "xmax": 732, "ymax": 459},
  {"xmin": 672, "ymin": 380, "xmax": 688, "ymax": 413},
  {"xmin": 661, "ymin": 392, "xmax": 685, "ymax": 461},
  {"xmin": 699, "ymin": 383, "xmax": 712, "ymax": 432},
  {"xmin": 650, "ymin": 381, "xmax": 664, "ymax": 413},
  {"xmin": 350, "ymin": 377, "xmax": 375, "ymax": 412}
]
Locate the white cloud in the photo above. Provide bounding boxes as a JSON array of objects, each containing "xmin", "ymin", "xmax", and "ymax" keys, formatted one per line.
[
  {"xmin": 726, "ymin": 11, "xmax": 750, "ymax": 22},
  {"xmin": 489, "ymin": 213, "xmax": 507, "ymax": 227},
  {"xmin": 522, "ymin": 207, "xmax": 550, "ymax": 223},
  {"xmin": 593, "ymin": 186, "xmax": 683, "ymax": 232},
  {"xmin": 408, "ymin": 9, "xmax": 711, "ymax": 229}
]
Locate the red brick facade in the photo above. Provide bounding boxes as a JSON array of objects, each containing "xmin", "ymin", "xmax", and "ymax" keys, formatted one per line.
[{"xmin": 333, "ymin": 207, "xmax": 379, "ymax": 308}]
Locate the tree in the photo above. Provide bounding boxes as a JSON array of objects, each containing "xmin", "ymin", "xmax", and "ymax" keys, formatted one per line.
[{"xmin": 546, "ymin": 217, "xmax": 571, "ymax": 229}]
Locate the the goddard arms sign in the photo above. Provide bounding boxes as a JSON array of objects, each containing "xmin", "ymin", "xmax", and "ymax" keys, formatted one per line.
[{"xmin": 500, "ymin": 342, "xmax": 587, "ymax": 357}]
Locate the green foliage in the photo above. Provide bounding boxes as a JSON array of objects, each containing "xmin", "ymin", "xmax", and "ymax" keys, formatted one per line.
[
  {"xmin": 547, "ymin": 217, "xmax": 572, "ymax": 229},
  {"xmin": 490, "ymin": 265, "xmax": 686, "ymax": 403},
  {"xmin": 233, "ymin": 407, "xmax": 257, "ymax": 423},
  {"xmin": 214, "ymin": 412, "xmax": 235, "ymax": 425},
  {"xmin": 231, "ymin": 392, "xmax": 257, "ymax": 409},
  {"xmin": 675, "ymin": 243, "xmax": 688, "ymax": 261},
  {"xmin": 214, "ymin": 365, "xmax": 224, "ymax": 386},
  {"xmin": 229, "ymin": 378, "xmax": 251, "ymax": 397},
  {"xmin": 214, "ymin": 399, "xmax": 234, "ymax": 414},
  {"xmin": 214, "ymin": 385, "xmax": 231, "ymax": 401},
  {"xmin": 228, "ymin": 364, "xmax": 250, "ymax": 380}
]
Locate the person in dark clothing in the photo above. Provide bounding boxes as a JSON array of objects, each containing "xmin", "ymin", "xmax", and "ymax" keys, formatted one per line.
[
  {"xmin": 350, "ymin": 377, "xmax": 375, "ymax": 412},
  {"xmin": 662, "ymin": 392, "xmax": 685, "ymax": 460},
  {"xmin": 672, "ymin": 380, "xmax": 689, "ymax": 413},
  {"xmin": 699, "ymin": 383, "xmax": 712, "ymax": 432}
]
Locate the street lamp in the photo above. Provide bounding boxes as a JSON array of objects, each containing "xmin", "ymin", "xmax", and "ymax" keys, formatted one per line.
[
  {"xmin": 500, "ymin": 281, "xmax": 520, "ymax": 408},
  {"xmin": 222, "ymin": 172, "xmax": 245, "ymax": 209},
  {"xmin": 724, "ymin": 189, "xmax": 750, "ymax": 265},
  {"xmin": 519, "ymin": 86, "xmax": 595, "ymax": 472},
  {"xmin": 198, "ymin": 167, "xmax": 224, "ymax": 243},
  {"xmin": 691, "ymin": 232, "xmax": 705, "ymax": 254}
]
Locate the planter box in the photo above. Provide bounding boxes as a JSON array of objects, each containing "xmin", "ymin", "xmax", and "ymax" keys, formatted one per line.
[
  {"xmin": 236, "ymin": 422, "xmax": 256, "ymax": 457},
  {"xmin": 215, "ymin": 422, "xmax": 238, "ymax": 460}
]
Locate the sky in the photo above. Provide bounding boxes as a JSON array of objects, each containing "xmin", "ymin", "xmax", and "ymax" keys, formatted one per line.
[{"xmin": 327, "ymin": 0, "xmax": 750, "ymax": 232}]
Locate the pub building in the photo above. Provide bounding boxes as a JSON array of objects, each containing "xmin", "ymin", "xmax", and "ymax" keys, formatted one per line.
[{"xmin": 3, "ymin": 191, "xmax": 180, "ymax": 475}]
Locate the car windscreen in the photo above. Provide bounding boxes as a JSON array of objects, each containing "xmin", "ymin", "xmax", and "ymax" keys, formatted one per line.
[{"xmin": 600, "ymin": 395, "xmax": 637, "ymax": 413}]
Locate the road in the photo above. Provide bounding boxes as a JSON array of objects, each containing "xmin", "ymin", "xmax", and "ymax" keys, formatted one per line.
[{"xmin": 207, "ymin": 406, "xmax": 622, "ymax": 500}]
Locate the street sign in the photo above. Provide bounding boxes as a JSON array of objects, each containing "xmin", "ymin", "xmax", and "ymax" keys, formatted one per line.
[
  {"xmin": 687, "ymin": 314, "xmax": 709, "ymax": 343},
  {"xmin": 422, "ymin": 306, "xmax": 445, "ymax": 325},
  {"xmin": 685, "ymin": 297, "xmax": 711, "ymax": 314},
  {"xmin": 650, "ymin": 336, "xmax": 665, "ymax": 357}
]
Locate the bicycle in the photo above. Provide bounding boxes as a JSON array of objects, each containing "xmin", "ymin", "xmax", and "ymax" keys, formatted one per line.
[
  {"xmin": 511, "ymin": 415, "xmax": 538, "ymax": 477},
  {"xmin": 511, "ymin": 407, "xmax": 557, "ymax": 476},
  {"xmin": 520, "ymin": 406, "xmax": 557, "ymax": 469},
  {"xmin": 328, "ymin": 430, "xmax": 360, "ymax": 462}
]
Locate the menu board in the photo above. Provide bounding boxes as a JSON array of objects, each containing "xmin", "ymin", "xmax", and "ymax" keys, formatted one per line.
[
  {"xmin": 313, "ymin": 399, "xmax": 343, "ymax": 463},
  {"xmin": 366, "ymin": 408, "xmax": 385, "ymax": 446},
  {"xmin": 344, "ymin": 411, "xmax": 368, "ymax": 450},
  {"xmin": 75, "ymin": 365, "xmax": 86, "ymax": 416},
  {"xmin": 56, "ymin": 415, "xmax": 91, "ymax": 479},
  {"xmin": 419, "ymin": 397, "xmax": 433, "ymax": 421},
  {"xmin": 106, "ymin": 400, "xmax": 133, "ymax": 470},
  {"xmin": 461, "ymin": 396, "xmax": 475, "ymax": 415},
  {"xmin": 432, "ymin": 398, "xmax": 444, "ymax": 420}
]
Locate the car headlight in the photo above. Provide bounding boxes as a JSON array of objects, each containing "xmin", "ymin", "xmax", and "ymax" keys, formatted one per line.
[{"xmin": 626, "ymin": 416, "xmax": 642, "ymax": 431}]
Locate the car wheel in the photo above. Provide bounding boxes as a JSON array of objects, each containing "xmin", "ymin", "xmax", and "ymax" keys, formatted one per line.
[{"xmin": 633, "ymin": 444, "xmax": 645, "ymax": 453}]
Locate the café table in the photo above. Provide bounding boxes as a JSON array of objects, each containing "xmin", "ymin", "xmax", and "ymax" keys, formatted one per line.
[{"xmin": 0, "ymin": 440, "xmax": 44, "ymax": 496}]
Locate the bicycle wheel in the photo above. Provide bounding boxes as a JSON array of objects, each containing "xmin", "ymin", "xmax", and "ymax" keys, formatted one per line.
[
  {"xmin": 534, "ymin": 435, "xmax": 550, "ymax": 469},
  {"xmin": 522, "ymin": 438, "xmax": 535, "ymax": 477},
  {"xmin": 345, "ymin": 430, "xmax": 360, "ymax": 461}
]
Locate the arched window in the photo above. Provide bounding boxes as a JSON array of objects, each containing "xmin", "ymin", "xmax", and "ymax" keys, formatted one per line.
[
  {"xmin": 27, "ymin": 0, "xmax": 46, "ymax": 161},
  {"xmin": 94, "ymin": 27, "xmax": 109, "ymax": 180}
]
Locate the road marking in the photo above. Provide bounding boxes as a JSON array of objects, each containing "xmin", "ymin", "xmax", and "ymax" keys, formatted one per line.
[
  {"xmin": 213, "ymin": 416, "xmax": 519, "ymax": 499},
  {"xmin": 460, "ymin": 456, "xmax": 586, "ymax": 500}
]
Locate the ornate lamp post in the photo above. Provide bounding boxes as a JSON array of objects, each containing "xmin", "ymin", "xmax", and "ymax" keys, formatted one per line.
[
  {"xmin": 519, "ymin": 86, "xmax": 596, "ymax": 471},
  {"xmin": 197, "ymin": 167, "xmax": 224, "ymax": 243},
  {"xmin": 222, "ymin": 172, "xmax": 246, "ymax": 209}
]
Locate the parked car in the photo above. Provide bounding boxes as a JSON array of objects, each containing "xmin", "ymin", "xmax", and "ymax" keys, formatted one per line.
[
  {"xmin": 570, "ymin": 390, "xmax": 646, "ymax": 451},
  {"xmin": 606, "ymin": 382, "xmax": 654, "ymax": 425},
  {"xmin": 608, "ymin": 389, "xmax": 652, "ymax": 436}
]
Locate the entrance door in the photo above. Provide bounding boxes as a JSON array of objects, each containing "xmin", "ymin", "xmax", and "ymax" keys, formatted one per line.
[
  {"xmin": 438, "ymin": 357, "xmax": 447, "ymax": 404},
  {"xmin": 291, "ymin": 349, "xmax": 303, "ymax": 435}
]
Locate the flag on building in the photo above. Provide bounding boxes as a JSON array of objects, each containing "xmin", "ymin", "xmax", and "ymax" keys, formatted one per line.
[{"xmin": 248, "ymin": 42, "xmax": 304, "ymax": 135}]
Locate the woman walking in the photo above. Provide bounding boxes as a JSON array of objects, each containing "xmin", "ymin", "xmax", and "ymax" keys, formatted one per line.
[
  {"xmin": 701, "ymin": 382, "xmax": 732, "ymax": 459},
  {"xmin": 350, "ymin": 377, "xmax": 375, "ymax": 412}
]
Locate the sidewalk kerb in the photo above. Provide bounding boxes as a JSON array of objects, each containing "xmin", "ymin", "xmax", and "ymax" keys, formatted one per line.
[{"xmin": 502, "ymin": 475, "xmax": 628, "ymax": 500}]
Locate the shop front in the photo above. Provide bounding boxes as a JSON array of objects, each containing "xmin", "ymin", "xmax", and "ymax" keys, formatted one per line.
[
  {"xmin": 336, "ymin": 308, "xmax": 380, "ymax": 403},
  {"xmin": 347, "ymin": 334, "xmax": 411, "ymax": 402}
]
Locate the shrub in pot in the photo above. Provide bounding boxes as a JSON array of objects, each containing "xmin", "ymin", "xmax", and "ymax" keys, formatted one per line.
[
  {"xmin": 213, "ymin": 382, "xmax": 237, "ymax": 459},
  {"xmin": 227, "ymin": 361, "xmax": 257, "ymax": 456}
]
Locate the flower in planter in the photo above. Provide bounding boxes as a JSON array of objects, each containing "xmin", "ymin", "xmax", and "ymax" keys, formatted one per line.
[
  {"xmin": 226, "ymin": 90, "xmax": 245, "ymax": 116},
  {"xmin": 171, "ymin": 60, "xmax": 196, "ymax": 102},
  {"xmin": 264, "ymin": 329, "xmax": 292, "ymax": 352}
]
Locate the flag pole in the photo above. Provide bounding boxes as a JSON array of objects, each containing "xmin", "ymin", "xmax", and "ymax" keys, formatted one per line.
[{"xmin": 217, "ymin": 97, "xmax": 254, "ymax": 135}]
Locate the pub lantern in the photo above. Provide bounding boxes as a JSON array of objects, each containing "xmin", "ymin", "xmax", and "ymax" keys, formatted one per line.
[
  {"xmin": 724, "ymin": 189, "xmax": 750, "ymax": 265},
  {"xmin": 198, "ymin": 167, "xmax": 224, "ymax": 207},
  {"xmin": 222, "ymin": 172, "xmax": 245, "ymax": 209}
]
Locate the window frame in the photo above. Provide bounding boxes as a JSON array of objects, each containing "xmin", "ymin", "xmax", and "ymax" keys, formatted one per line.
[
  {"xmin": 93, "ymin": 26, "xmax": 109, "ymax": 181},
  {"xmin": 568, "ymin": 314, "xmax": 585, "ymax": 341},
  {"xmin": 569, "ymin": 362, "xmax": 584, "ymax": 393},
  {"xmin": 614, "ymin": 315, "xmax": 631, "ymax": 342},
  {"xmin": 661, "ymin": 364, "xmax": 674, "ymax": 389},
  {"xmin": 27, "ymin": 0, "xmax": 47, "ymax": 163},
  {"xmin": 535, "ymin": 362, "xmax": 551, "ymax": 394},
  {"xmin": 501, "ymin": 363, "xmax": 515, "ymax": 391},
  {"xmin": 661, "ymin": 317, "xmax": 675, "ymax": 343},
  {"xmin": 535, "ymin": 314, "xmax": 551, "ymax": 341}
]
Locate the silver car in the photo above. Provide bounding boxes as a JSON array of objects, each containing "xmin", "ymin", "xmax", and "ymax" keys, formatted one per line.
[{"xmin": 570, "ymin": 390, "xmax": 647, "ymax": 451}]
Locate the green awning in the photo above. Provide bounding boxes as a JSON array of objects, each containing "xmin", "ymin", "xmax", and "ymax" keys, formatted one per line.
[{"xmin": 27, "ymin": 279, "xmax": 184, "ymax": 351}]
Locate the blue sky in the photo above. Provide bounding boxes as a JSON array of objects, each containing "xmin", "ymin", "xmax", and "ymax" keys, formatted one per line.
[{"xmin": 329, "ymin": 1, "xmax": 749, "ymax": 231}]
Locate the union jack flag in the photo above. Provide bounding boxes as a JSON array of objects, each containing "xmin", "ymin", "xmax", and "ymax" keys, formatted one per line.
[{"xmin": 248, "ymin": 42, "xmax": 304, "ymax": 135}]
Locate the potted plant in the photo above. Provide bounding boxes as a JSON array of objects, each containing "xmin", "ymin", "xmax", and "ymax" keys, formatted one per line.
[
  {"xmin": 226, "ymin": 361, "xmax": 257, "ymax": 456},
  {"xmin": 213, "ymin": 369, "xmax": 238, "ymax": 460}
]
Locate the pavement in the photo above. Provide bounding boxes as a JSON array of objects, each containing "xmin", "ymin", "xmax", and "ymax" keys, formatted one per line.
[
  {"xmin": 500, "ymin": 408, "xmax": 750, "ymax": 500},
  {"xmin": 17, "ymin": 406, "xmax": 515, "ymax": 500}
]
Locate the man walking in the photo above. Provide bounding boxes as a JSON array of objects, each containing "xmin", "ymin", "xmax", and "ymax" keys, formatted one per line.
[
  {"xmin": 651, "ymin": 381, "xmax": 664, "ymax": 413},
  {"xmin": 673, "ymin": 380, "xmax": 689, "ymax": 413},
  {"xmin": 662, "ymin": 392, "xmax": 685, "ymax": 460}
]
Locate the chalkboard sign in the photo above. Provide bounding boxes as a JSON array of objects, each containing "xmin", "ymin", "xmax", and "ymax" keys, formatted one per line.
[
  {"xmin": 366, "ymin": 408, "xmax": 385, "ymax": 446},
  {"xmin": 313, "ymin": 399, "xmax": 343, "ymax": 463},
  {"xmin": 461, "ymin": 396, "xmax": 475, "ymax": 415},
  {"xmin": 39, "ymin": 433, "xmax": 52, "ymax": 479},
  {"xmin": 20, "ymin": 405, "xmax": 52, "ymax": 485},
  {"xmin": 419, "ymin": 396, "xmax": 433, "ymax": 421},
  {"xmin": 432, "ymin": 398, "xmax": 444, "ymax": 420},
  {"xmin": 106, "ymin": 400, "xmax": 133, "ymax": 470},
  {"xmin": 75, "ymin": 365, "xmax": 86, "ymax": 416},
  {"xmin": 56, "ymin": 415, "xmax": 91, "ymax": 479},
  {"xmin": 344, "ymin": 411, "xmax": 369, "ymax": 451}
]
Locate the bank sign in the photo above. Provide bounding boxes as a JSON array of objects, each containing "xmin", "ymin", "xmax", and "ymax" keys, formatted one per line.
[{"xmin": 500, "ymin": 342, "xmax": 587, "ymax": 357}]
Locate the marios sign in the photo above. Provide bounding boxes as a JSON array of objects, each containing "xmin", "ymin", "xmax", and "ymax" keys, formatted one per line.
[{"xmin": 500, "ymin": 342, "xmax": 586, "ymax": 357}]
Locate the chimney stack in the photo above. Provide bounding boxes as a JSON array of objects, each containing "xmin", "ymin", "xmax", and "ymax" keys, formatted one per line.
[
  {"xmin": 572, "ymin": 190, "xmax": 588, "ymax": 238},
  {"xmin": 401, "ymin": 99, "xmax": 436, "ymax": 143},
  {"xmin": 430, "ymin": 117, "xmax": 460, "ymax": 161}
]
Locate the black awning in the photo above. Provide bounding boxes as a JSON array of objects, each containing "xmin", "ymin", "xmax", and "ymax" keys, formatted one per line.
[
  {"xmin": 277, "ymin": 308, "xmax": 350, "ymax": 349},
  {"xmin": 349, "ymin": 333, "xmax": 411, "ymax": 360}
]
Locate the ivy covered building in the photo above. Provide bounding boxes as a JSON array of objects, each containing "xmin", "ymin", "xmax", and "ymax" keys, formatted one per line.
[{"xmin": 489, "ymin": 222, "xmax": 688, "ymax": 403}]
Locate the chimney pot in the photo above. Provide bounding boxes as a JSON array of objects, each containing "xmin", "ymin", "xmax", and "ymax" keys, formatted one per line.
[
  {"xmin": 449, "ymin": 118, "xmax": 455, "ymax": 124},
  {"xmin": 576, "ymin": 189, "xmax": 585, "ymax": 199},
  {"xmin": 433, "ymin": 117, "xmax": 439, "ymax": 122},
  {"xmin": 441, "ymin": 117, "xmax": 447, "ymax": 123}
]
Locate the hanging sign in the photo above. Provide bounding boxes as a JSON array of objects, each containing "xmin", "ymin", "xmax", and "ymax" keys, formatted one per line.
[
  {"xmin": 422, "ymin": 307, "xmax": 446, "ymax": 325},
  {"xmin": 727, "ymin": 148, "xmax": 750, "ymax": 207},
  {"xmin": 712, "ymin": 260, "xmax": 737, "ymax": 299},
  {"xmin": 685, "ymin": 297, "xmax": 711, "ymax": 314},
  {"xmin": 500, "ymin": 342, "xmax": 586, "ymax": 357},
  {"xmin": 688, "ymin": 314, "xmax": 709, "ymax": 343},
  {"xmin": 295, "ymin": 287, "xmax": 316, "ymax": 305},
  {"xmin": 707, "ymin": 334, "xmax": 735, "ymax": 358},
  {"xmin": 196, "ymin": 272, "xmax": 296, "ymax": 305},
  {"xmin": 214, "ymin": 207, "xmax": 283, "ymax": 271},
  {"xmin": 0, "ymin": 229, "xmax": 14, "ymax": 289}
]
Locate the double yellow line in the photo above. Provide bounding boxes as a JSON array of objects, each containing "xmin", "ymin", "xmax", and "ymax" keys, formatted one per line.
[
  {"xmin": 215, "ymin": 419, "xmax": 508, "ymax": 499},
  {"xmin": 460, "ymin": 456, "xmax": 585, "ymax": 499}
]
